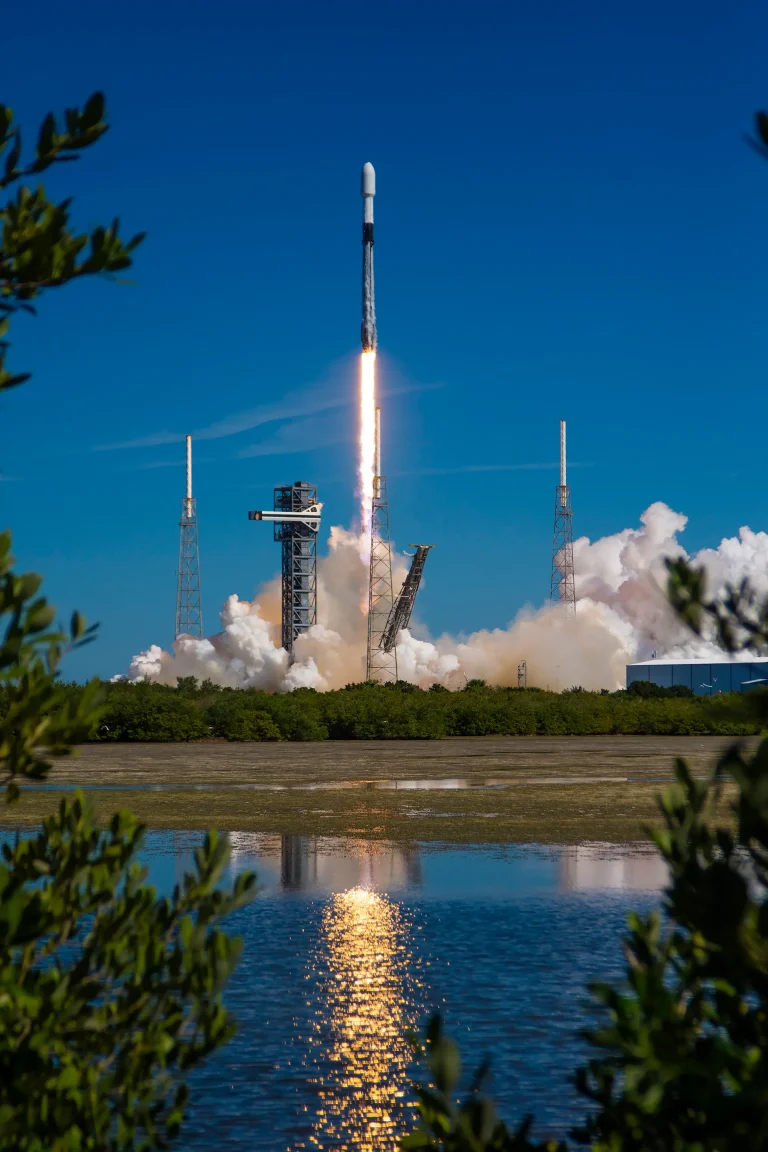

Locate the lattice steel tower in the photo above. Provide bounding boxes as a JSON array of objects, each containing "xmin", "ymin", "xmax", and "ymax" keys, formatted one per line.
[
  {"xmin": 275, "ymin": 482, "xmax": 318, "ymax": 653},
  {"xmin": 367, "ymin": 408, "xmax": 398, "ymax": 682},
  {"xmin": 248, "ymin": 483, "xmax": 322, "ymax": 657},
  {"xmin": 550, "ymin": 419, "xmax": 576, "ymax": 613},
  {"xmin": 175, "ymin": 434, "xmax": 203, "ymax": 638}
]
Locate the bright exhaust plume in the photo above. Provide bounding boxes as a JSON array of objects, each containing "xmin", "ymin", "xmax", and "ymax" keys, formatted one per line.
[{"xmin": 359, "ymin": 351, "xmax": 376, "ymax": 538}]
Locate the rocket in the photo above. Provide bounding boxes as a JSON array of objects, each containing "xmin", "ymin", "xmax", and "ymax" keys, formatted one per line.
[{"xmin": 361, "ymin": 161, "xmax": 376, "ymax": 352}]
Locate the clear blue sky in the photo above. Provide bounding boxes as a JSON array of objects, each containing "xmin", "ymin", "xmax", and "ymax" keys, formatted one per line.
[{"xmin": 3, "ymin": 0, "xmax": 767, "ymax": 680}]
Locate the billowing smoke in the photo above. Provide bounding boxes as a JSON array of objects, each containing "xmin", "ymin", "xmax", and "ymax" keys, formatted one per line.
[{"xmin": 125, "ymin": 503, "xmax": 768, "ymax": 692}]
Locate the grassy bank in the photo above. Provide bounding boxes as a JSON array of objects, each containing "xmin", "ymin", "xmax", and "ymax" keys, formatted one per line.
[
  {"xmin": 2, "ymin": 780, "xmax": 688, "ymax": 843},
  {"xmin": 4, "ymin": 736, "xmax": 745, "ymax": 842}
]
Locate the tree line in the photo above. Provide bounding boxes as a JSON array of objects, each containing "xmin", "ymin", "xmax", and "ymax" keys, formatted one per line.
[{"xmin": 17, "ymin": 675, "xmax": 761, "ymax": 742}]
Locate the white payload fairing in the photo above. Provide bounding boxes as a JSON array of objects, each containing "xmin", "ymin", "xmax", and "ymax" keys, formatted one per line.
[{"xmin": 361, "ymin": 161, "xmax": 376, "ymax": 352}]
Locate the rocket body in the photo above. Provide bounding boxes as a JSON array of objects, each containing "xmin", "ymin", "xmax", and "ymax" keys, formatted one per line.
[{"xmin": 361, "ymin": 162, "xmax": 376, "ymax": 352}]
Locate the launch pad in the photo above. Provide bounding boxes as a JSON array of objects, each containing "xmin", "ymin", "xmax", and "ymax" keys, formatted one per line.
[{"xmin": 164, "ymin": 162, "xmax": 576, "ymax": 690}]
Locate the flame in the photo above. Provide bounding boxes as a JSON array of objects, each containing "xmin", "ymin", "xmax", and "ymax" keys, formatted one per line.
[{"xmin": 359, "ymin": 351, "xmax": 376, "ymax": 538}]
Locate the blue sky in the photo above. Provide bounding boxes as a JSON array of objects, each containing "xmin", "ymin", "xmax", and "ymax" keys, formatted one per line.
[{"xmin": 2, "ymin": 0, "xmax": 767, "ymax": 680}]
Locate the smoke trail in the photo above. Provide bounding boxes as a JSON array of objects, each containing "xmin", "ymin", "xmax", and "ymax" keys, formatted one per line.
[{"xmin": 124, "ymin": 503, "xmax": 768, "ymax": 692}]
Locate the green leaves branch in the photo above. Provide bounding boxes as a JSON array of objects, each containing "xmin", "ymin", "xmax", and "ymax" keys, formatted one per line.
[
  {"xmin": 666, "ymin": 556, "xmax": 768, "ymax": 657},
  {"xmin": 0, "ymin": 529, "xmax": 103, "ymax": 802},
  {"xmin": 571, "ymin": 743, "xmax": 768, "ymax": 1151},
  {"xmin": 0, "ymin": 92, "xmax": 106, "ymax": 188},
  {"xmin": 0, "ymin": 92, "xmax": 144, "ymax": 391},
  {"xmin": 0, "ymin": 799, "xmax": 256, "ymax": 1150},
  {"xmin": 404, "ymin": 1015, "xmax": 565, "ymax": 1152}
]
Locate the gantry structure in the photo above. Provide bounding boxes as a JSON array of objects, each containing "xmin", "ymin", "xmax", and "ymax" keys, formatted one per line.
[{"xmin": 248, "ymin": 482, "xmax": 322, "ymax": 657}]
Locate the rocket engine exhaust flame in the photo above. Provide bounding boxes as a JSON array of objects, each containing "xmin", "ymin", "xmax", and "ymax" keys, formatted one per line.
[{"xmin": 359, "ymin": 351, "xmax": 376, "ymax": 540}]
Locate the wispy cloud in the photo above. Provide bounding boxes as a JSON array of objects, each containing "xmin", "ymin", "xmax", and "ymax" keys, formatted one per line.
[
  {"xmin": 95, "ymin": 357, "xmax": 356, "ymax": 452},
  {"xmin": 238, "ymin": 412, "xmax": 349, "ymax": 458},
  {"xmin": 95, "ymin": 357, "xmax": 445, "ymax": 452},
  {"xmin": 96, "ymin": 384, "xmax": 345, "ymax": 451},
  {"xmin": 391, "ymin": 462, "xmax": 593, "ymax": 478},
  {"xmin": 99, "ymin": 431, "xmax": 184, "ymax": 450}
]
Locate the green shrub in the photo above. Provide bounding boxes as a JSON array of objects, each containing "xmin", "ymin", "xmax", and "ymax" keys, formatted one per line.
[
  {"xmin": 205, "ymin": 690, "xmax": 271, "ymax": 739},
  {"xmin": 263, "ymin": 696, "xmax": 328, "ymax": 741},
  {"xmin": 98, "ymin": 688, "xmax": 209, "ymax": 742},
  {"xmin": 222, "ymin": 710, "xmax": 282, "ymax": 742}
]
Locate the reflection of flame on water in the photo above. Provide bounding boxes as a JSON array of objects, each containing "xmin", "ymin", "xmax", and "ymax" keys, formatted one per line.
[{"xmin": 304, "ymin": 887, "xmax": 416, "ymax": 1150}]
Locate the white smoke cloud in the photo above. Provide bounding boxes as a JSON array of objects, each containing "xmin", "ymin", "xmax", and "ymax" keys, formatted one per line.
[{"xmin": 125, "ymin": 502, "xmax": 768, "ymax": 693}]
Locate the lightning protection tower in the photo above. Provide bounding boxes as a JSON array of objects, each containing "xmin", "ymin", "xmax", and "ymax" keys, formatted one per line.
[
  {"xmin": 175, "ymin": 434, "xmax": 203, "ymax": 638},
  {"xmin": 550, "ymin": 419, "xmax": 576, "ymax": 614},
  {"xmin": 367, "ymin": 408, "xmax": 398, "ymax": 682},
  {"xmin": 248, "ymin": 482, "xmax": 321, "ymax": 657}
]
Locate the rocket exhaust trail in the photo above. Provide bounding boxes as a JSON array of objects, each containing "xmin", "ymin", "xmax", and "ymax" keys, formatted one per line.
[{"xmin": 359, "ymin": 162, "xmax": 377, "ymax": 537}]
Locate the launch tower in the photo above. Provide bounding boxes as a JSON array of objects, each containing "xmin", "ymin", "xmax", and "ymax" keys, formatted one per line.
[
  {"xmin": 175, "ymin": 435, "xmax": 203, "ymax": 638},
  {"xmin": 367, "ymin": 409, "xmax": 397, "ymax": 682},
  {"xmin": 550, "ymin": 419, "xmax": 576, "ymax": 613},
  {"xmin": 248, "ymin": 482, "xmax": 322, "ymax": 657}
]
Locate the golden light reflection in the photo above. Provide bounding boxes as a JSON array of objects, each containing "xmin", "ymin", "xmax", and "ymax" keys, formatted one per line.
[{"xmin": 304, "ymin": 886, "xmax": 415, "ymax": 1151}]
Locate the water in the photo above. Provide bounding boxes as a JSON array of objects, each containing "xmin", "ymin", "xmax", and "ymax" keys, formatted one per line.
[
  {"xmin": 21, "ymin": 774, "xmax": 678, "ymax": 791},
  {"xmin": 134, "ymin": 834, "xmax": 665, "ymax": 1150}
]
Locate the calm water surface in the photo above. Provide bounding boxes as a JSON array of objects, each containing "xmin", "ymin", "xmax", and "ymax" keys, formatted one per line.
[{"xmin": 136, "ymin": 834, "xmax": 666, "ymax": 1151}]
